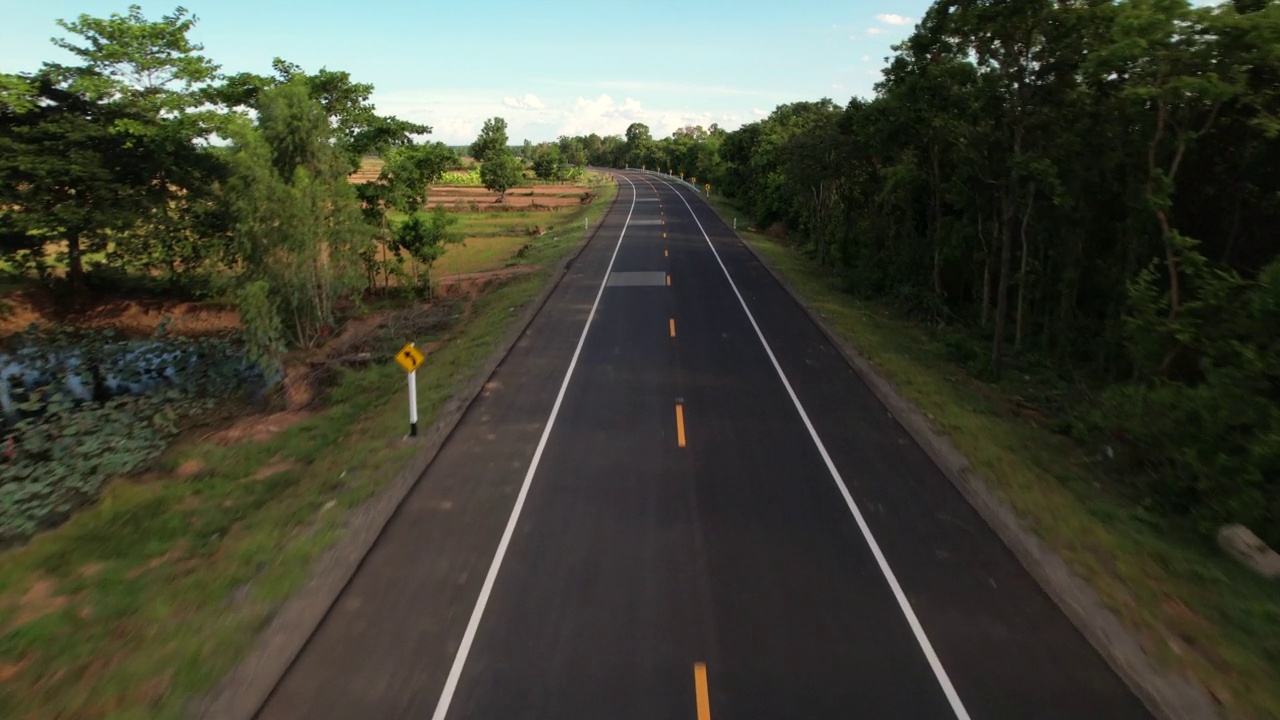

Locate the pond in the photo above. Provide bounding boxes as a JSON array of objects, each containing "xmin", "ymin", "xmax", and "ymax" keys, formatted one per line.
[
  {"xmin": 1, "ymin": 331, "xmax": 271, "ymax": 422},
  {"xmin": 0, "ymin": 326, "xmax": 273, "ymax": 542}
]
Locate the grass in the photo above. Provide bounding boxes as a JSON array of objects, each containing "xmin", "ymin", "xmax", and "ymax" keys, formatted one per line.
[
  {"xmin": 432, "ymin": 236, "xmax": 533, "ymax": 276},
  {"xmin": 0, "ymin": 177, "xmax": 619, "ymax": 719},
  {"xmin": 703, "ymin": 195, "xmax": 1280, "ymax": 720},
  {"xmin": 381, "ymin": 180, "xmax": 616, "ymax": 280}
]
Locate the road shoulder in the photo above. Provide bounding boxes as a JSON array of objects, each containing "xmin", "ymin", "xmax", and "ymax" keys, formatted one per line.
[
  {"xmin": 195, "ymin": 183, "xmax": 625, "ymax": 720},
  {"xmin": 682, "ymin": 185, "xmax": 1220, "ymax": 720}
]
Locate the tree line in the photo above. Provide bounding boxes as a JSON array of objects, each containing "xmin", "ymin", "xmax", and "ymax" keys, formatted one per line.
[
  {"xmin": 559, "ymin": 0, "xmax": 1280, "ymax": 543},
  {"xmin": 0, "ymin": 5, "xmax": 470, "ymax": 367}
]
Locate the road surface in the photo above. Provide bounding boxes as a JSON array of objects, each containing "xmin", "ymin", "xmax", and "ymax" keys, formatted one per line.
[{"xmin": 257, "ymin": 171, "xmax": 1152, "ymax": 719}]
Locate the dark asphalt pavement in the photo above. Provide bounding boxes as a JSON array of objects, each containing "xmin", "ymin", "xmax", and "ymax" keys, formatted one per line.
[{"xmin": 257, "ymin": 172, "xmax": 1152, "ymax": 719}]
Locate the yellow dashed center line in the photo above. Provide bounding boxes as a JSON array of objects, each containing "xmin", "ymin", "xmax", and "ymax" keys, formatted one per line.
[
  {"xmin": 675, "ymin": 403, "xmax": 686, "ymax": 447},
  {"xmin": 694, "ymin": 663, "xmax": 711, "ymax": 720},
  {"xmin": 666, "ymin": 274, "xmax": 671, "ymax": 286},
  {"xmin": 664, "ymin": 249, "xmax": 669, "ymax": 257},
  {"xmin": 669, "ymin": 318, "xmax": 676, "ymax": 337}
]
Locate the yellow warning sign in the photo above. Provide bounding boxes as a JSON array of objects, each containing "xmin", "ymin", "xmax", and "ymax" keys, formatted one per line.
[{"xmin": 395, "ymin": 343, "xmax": 425, "ymax": 373}]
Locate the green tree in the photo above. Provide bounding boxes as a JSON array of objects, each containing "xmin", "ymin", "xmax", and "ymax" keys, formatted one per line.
[
  {"xmin": 470, "ymin": 116, "xmax": 509, "ymax": 163},
  {"xmin": 0, "ymin": 71, "xmax": 157, "ymax": 291},
  {"xmin": 357, "ymin": 140, "xmax": 456, "ymax": 290},
  {"xmin": 214, "ymin": 58, "xmax": 427, "ymax": 171},
  {"xmin": 0, "ymin": 5, "xmax": 228, "ymax": 292},
  {"xmin": 479, "ymin": 150, "xmax": 523, "ymax": 200},
  {"xmin": 226, "ymin": 79, "xmax": 369, "ymax": 352},
  {"xmin": 624, "ymin": 122, "xmax": 653, "ymax": 167},
  {"xmin": 392, "ymin": 207, "xmax": 462, "ymax": 295},
  {"xmin": 531, "ymin": 143, "xmax": 567, "ymax": 180},
  {"xmin": 558, "ymin": 135, "xmax": 587, "ymax": 166}
]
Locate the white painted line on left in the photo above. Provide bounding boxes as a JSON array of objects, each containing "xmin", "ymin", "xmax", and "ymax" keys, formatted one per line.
[{"xmin": 430, "ymin": 175, "xmax": 642, "ymax": 720}]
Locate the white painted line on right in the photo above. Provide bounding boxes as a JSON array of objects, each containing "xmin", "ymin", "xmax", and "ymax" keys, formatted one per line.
[{"xmin": 657, "ymin": 177, "xmax": 973, "ymax": 720}]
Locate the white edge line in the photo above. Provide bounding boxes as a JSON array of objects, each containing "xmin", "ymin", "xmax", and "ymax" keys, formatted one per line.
[
  {"xmin": 430, "ymin": 174, "xmax": 640, "ymax": 720},
  {"xmin": 654, "ymin": 176, "xmax": 973, "ymax": 720}
]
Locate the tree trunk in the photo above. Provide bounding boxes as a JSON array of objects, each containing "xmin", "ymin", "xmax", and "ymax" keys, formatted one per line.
[
  {"xmin": 982, "ymin": 257, "xmax": 992, "ymax": 328},
  {"xmin": 1015, "ymin": 183, "xmax": 1035, "ymax": 351},
  {"xmin": 1157, "ymin": 208, "xmax": 1180, "ymax": 318},
  {"xmin": 931, "ymin": 140, "xmax": 944, "ymax": 299},
  {"xmin": 934, "ymin": 248, "xmax": 943, "ymax": 299},
  {"xmin": 978, "ymin": 210, "xmax": 990, "ymax": 327},
  {"xmin": 993, "ymin": 184, "xmax": 1013, "ymax": 371},
  {"xmin": 380, "ymin": 213, "xmax": 390, "ymax": 291},
  {"xmin": 67, "ymin": 230, "xmax": 85, "ymax": 294}
]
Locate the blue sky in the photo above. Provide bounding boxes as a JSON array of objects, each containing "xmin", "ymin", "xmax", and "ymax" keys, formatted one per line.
[{"xmin": 2, "ymin": 0, "xmax": 937, "ymax": 143}]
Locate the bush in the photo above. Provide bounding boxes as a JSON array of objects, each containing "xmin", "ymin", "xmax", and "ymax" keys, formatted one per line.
[{"xmin": 1085, "ymin": 251, "xmax": 1280, "ymax": 544}]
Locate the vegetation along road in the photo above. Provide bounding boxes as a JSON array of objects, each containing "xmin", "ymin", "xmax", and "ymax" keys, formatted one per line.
[{"xmin": 2, "ymin": 0, "xmax": 1278, "ymax": 719}]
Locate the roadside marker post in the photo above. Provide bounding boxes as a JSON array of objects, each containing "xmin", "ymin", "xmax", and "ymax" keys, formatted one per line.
[
  {"xmin": 395, "ymin": 342, "xmax": 427, "ymax": 436},
  {"xmin": 408, "ymin": 369, "xmax": 418, "ymax": 436}
]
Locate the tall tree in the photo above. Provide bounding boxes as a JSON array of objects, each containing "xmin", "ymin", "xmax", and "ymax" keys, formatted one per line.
[
  {"xmin": 479, "ymin": 150, "xmax": 523, "ymax": 200},
  {"xmin": 214, "ymin": 57, "xmax": 428, "ymax": 170},
  {"xmin": 227, "ymin": 79, "xmax": 369, "ymax": 350},
  {"xmin": 1, "ymin": 5, "xmax": 228, "ymax": 291},
  {"xmin": 624, "ymin": 122, "xmax": 653, "ymax": 167},
  {"xmin": 0, "ymin": 72, "xmax": 157, "ymax": 291},
  {"xmin": 470, "ymin": 116, "xmax": 509, "ymax": 163}
]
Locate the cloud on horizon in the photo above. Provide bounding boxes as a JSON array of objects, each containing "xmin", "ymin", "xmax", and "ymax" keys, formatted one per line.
[
  {"xmin": 372, "ymin": 90, "xmax": 748, "ymax": 145},
  {"xmin": 502, "ymin": 93, "xmax": 545, "ymax": 110},
  {"xmin": 876, "ymin": 13, "xmax": 913, "ymax": 25}
]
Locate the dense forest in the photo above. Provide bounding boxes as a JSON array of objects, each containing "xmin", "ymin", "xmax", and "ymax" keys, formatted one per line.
[{"xmin": 559, "ymin": 0, "xmax": 1280, "ymax": 543}]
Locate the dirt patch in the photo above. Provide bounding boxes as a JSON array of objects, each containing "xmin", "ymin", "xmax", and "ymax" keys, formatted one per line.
[
  {"xmin": 175, "ymin": 459, "xmax": 206, "ymax": 478},
  {"xmin": 128, "ymin": 672, "xmax": 173, "ymax": 706},
  {"xmin": 0, "ymin": 286, "xmax": 240, "ymax": 342},
  {"xmin": 282, "ymin": 364, "xmax": 318, "ymax": 410},
  {"xmin": 765, "ymin": 221, "xmax": 789, "ymax": 239},
  {"xmin": 0, "ymin": 288, "xmax": 51, "ymax": 338},
  {"xmin": 205, "ymin": 410, "xmax": 312, "ymax": 445},
  {"xmin": 0, "ymin": 655, "xmax": 31, "ymax": 682},
  {"xmin": 125, "ymin": 540, "xmax": 190, "ymax": 579},
  {"xmin": 252, "ymin": 461, "xmax": 300, "ymax": 481},
  {"xmin": 7, "ymin": 577, "xmax": 71, "ymax": 631},
  {"xmin": 434, "ymin": 266, "xmax": 538, "ymax": 301},
  {"xmin": 422, "ymin": 185, "xmax": 593, "ymax": 212}
]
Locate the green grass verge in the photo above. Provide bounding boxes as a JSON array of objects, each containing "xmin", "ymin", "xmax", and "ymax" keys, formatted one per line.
[
  {"xmin": 0, "ymin": 175, "xmax": 618, "ymax": 719},
  {"xmin": 431, "ymin": 236, "xmax": 532, "ymax": 276},
  {"xmin": 705, "ymin": 195, "xmax": 1280, "ymax": 720}
]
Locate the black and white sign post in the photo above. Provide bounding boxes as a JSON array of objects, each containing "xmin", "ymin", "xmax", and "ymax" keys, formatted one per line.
[
  {"xmin": 395, "ymin": 342, "xmax": 426, "ymax": 437},
  {"xmin": 408, "ymin": 367, "xmax": 418, "ymax": 436}
]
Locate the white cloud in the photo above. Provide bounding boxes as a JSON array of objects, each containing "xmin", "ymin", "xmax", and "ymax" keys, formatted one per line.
[
  {"xmin": 876, "ymin": 13, "xmax": 912, "ymax": 25},
  {"xmin": 861, "ymin": 55, "xmax": 871, "ymax": 62},
  {"xmin": 752, "ymin": 108, "xmax": 766, "ymax": 116},
  {"xmin": 502, "ymin": 93, "xmax": 545, "ymax": 110},
  {"xmin": 369, "ymin": 89, "xmax": 749, "ymax": 145},
  {"xmin": 557, "ymin": 94, "xmax": 642, "ymax": 137},
  {"xmin": 865, "ymin": 27, "xmax": 885, "ymax": 35}
]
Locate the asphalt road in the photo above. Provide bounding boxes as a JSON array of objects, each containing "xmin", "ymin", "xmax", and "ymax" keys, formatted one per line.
[{"xmin": 257, "ymin": 172, "xmax": 1153, "ymax": 719}]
